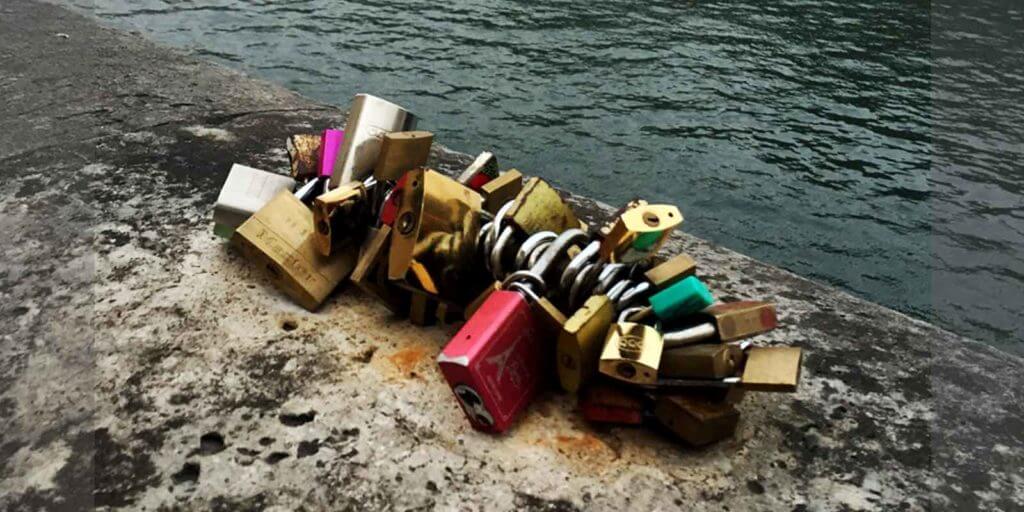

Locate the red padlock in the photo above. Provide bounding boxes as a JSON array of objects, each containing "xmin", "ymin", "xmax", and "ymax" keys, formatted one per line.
[{"xmin": 437, "ymin": 290, "xmax": 542, "ymax": 433}]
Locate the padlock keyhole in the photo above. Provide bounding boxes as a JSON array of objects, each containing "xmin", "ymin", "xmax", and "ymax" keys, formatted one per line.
[{"xmin": 616, "ymin": 363, "xmax": 636, "ymax": 379}]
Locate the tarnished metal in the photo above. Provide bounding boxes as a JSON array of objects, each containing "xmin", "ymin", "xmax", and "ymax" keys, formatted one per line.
[
  {"xmin": 312, "ymin": 180, "xmax": 368, "ymax": 257},
  {"xmin": 654, "ymin": 394, "xmax": 740, "ymax": 446},
  {"xmin": 286, "ymin": 133, "xmax": 322, "ymax": 180},
  {"xmin": 740, "ymin": 346, "xmax": 802, "ymax": 392},
  {"xmin": 659, "ymin": 343, "xmax": 743, "ymax": 379},
  {"xmin": 480, "ymin": 169, "xmax": 523, "ymax": 214},
  {"xmin": 644, "ymin": 253, "xmax": 697, "ymax": 289},
  {"xmin": 507, "ymin": 177, "xmax": 581, "ymax": 235}
]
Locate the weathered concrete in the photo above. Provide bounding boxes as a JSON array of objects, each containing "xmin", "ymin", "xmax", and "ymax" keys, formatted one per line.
[{"xmin": 1, "ymin": 1, "xmax": 1022, "ymax": 510}]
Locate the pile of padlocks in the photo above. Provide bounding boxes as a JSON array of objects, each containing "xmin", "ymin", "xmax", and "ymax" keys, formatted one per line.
[{"xmin": 213, "ymin": 94, "xmax": 802, "ymax": 446}]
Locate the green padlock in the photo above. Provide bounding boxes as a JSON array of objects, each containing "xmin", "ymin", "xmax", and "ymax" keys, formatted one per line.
[{"xmin": 649, "ymin": 275, "xmax": 713, "ymax": 321}]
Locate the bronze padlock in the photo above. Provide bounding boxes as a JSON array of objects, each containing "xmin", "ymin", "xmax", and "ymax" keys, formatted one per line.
[
  {"xmin": 373, "ymin": 131, "xmax": 434, "ymax": 181},
  {"xmin": 387, "ymin": 169, "xmax": 483, "ymax": 299},
  {"xmin": 556, "ymin": 294, "xmax": 615, "ymax": 393},
  {"xmin": 659, "ymin": 343, "xmax": 744, "ymax": 379},
  {"xmin": 233, "ymin": 190, "xmax": 356, "ymax": 310},
  {"xmin": 312, "ymin": 181, "xmax": 367, "ymax": 257},
  {"xmin": 507, "ymin": 177, "xmax": 581, "ymax": 235},
  {"xmin": 654, "ymin": 393, "xmax": 740, "ymax": 446},
  {"xmin": 644, "ymin": 253, "xmax": 697, "ymax": 289},
  {"xmin": 740, "ymin": 346, "xmax": 802, "ymax": 392},
  {"xmin": 599, "ymin": 200, "xmax": 683, "ymax": 263},
  {"xmin": 480, "ymin": 169, "xmax": 524, "ymax": 214},
  {"xmin": 598, "ymin": 321, "xmax": 663, "ymax": 386}
]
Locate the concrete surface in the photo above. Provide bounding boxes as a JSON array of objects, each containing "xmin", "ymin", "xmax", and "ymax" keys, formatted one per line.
[{"xmin": 1, "ymin": 0, "xmax": 1022, "ymax": 510}]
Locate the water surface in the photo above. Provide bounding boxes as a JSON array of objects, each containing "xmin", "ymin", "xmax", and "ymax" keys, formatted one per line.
[{"xmin": 65, "ymin": 0, "xmax": 1024, "ymax": 351}]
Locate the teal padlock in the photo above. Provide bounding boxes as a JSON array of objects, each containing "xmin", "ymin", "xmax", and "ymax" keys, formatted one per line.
[{"xmin": 649, "ymin": 275, "xmax": 713, "ymax": 321}]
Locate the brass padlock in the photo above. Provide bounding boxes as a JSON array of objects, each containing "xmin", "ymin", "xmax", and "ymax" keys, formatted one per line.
[
  {"xmin": 644, "ymin": 253, "xmax": 697, "ymax": 289},
  {"xmin": 479, "ymin": 169, "xmax": 524, "ymax": 214},
  {"xmin": 457, "ymin": 151, "xmax": 499, "ymax": 189},
  {"xmin": 286, "ymin": 133, "xmax": 321, "ymax": 180},
  {"xmin": 556, "ymin": 294, "xmax": 615, "ymax": 393},
  {"xmin": 599, "ymin": 201, "xmax": 683, "ymax": 263},
  {"xmin": 373, "ymin": 131, "xmax": 434, "ymax": 181},
  {"xmin": 312, "ymin": 181, "xmax": 368, "ymax": 257},
  {"xmin": 740, "ymin": 346, "xmax": 802, "ymax": 392},
  {"xmin": 654, "ymin": 394, "xmax": 740, "ymax": 446},
  {"xmin": 663, "ymin": 301, "xmax": 777, "ymax": 348},
  {"xmin": 598, "ymin": 322, "xmax": 663, "ymax": 386},
  {"xmin": 659, "ymin": 343, "xmax": 744, "ymax": 379},
  {"xmin": 507, "ymin": 177, "xmax": 580, "ymax": 235},
  {"xmin": 388, "ymin": 169, "xmax": 483, "ymax": 298},
  {"xmin": 233, "ymin": 190, "xmax": 356, "ymax": 310}
]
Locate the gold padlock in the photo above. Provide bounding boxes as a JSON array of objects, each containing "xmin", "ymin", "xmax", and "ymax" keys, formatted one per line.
[
  {"xmin": 663, "ymin": 301, "xmax": 778, "ymax": 348},
  {"xmin": 740, "ymin": 346, "xmax": 802, "ymax": 392},
  {"xmin": 233, "ymin": 191, "xmax": 356, "ymax": 310},
  {"xmin": 286, "ymin": 133, "xmax": 321, "ymax": 180},
  {"xmin": 556, "ymin": 294, "xmax": 615, "ymax": 393},
  {"xmin": 598, "ymin": 322, "xmax": 663, "ymax": 386},
  {"xmin": 507, "ymin": 177, "xmax": 580, "ymax": 235},
  {"xmin": 659, "ymin": 343, "xmax": 743, "ymax": 379},
  {"xmin": 644, "ymin": 253, "xmax": 697, "ymax": 289},
  {"xmin": 373, "ymin": 131, "xmax": 434, "ymax": 181},
  {"xmin": 654, "ymin": 394, "xmax": 740, "ymax": 446},
  {"xmin": 599, "ymin": 201, "xmax": 683, "ymax": 263},
  {"xmin": 388, "ymin": 169, "xmax": 483, "ymax": 296},
  {"xmin": 312, "ymin": 181, "xmax": 367, "ymax": 257},
  {"xmin": 479, "ymin": 169, "xmax": 523, "ymax": 214}
]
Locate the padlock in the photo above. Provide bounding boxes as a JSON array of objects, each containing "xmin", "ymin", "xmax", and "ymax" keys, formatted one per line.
[
  {"xmin": 330, "ymin": 94, "xmax": 417, "ymax": 187},
  {"xmin": 373, "ymin": 130, "xmax": 433, "ymax": 181},
  {"xmin": 388, "ymin": 169, "xmax": 482, "ymax": 296},
  {"xmin": 312, "ymin": 180, "xmax": 368, "ymax": 257},
  {"xmin": 318, "ymin": 129, "xmax": 344, "ymax": 179},
  {"xmin": 556, "ymin": 294, "xmax": 615, "ymax": 393},
  {"xmin": 437, "ymin": 232, "xmax": 578, "ymax": 432},
  {"xmin": 659, "ymin": 343, "xmax": 744, "ymax": 379},
  {"xmin": 598, "ymin": 322, "xmax": 664, "ymax": 386},
  {"xmin": 457, "ymin": 151, "xmax": 499, "ymax": 190},
  {"xmin": 214, "ymin": 164, "xmax": 296, "ymax": 238},
  {"xmin": 233, "ymin": 190, "xmax": 356, "ymax": 310},
  {"xmin": 654, "ymin": 394, "xmax": 740, "ymax": 446},
  {"xmin": 663, "ymin": 301, "xmax": 777, "ymax": 348},
  {"xmin": 648, "ymin": 275, "xmax": 713, "ymax": 322},
  {"xmin": 740, "ymin": 346, "xmax": 802, "ymax": 392},
  {"xmin": 644, "ymin": 253, "xmax": 697, "ymax": 289},
  {"xmin": 479, "ymin": 169, "xmax": 524, "ymax": 214},
  {"xmin": 350, "ymin": 226, "xmax": 408, "ymax": 314},
  {"xmin": 437, "ymin": 288, "xmax": 543, "ymax": 433},
  {"xmin": 286, "ymin": 134, "xmax": 322, "ymax": 180},
  {"xmin": 579, "ymin": 382, "xmax": 647, "ymax": 425},
  {"xmin": 507, "ymin": 177, "xmax": 581, "ymax": 235},
  {"xmin": 599, "ymin": 201, "xmax": 683, "ymax": 263}
]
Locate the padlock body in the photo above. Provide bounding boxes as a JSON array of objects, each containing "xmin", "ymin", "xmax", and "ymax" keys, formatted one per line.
[
  {"xmin": 508, "ymin": 177, "xmax": 580, "ymax": 234},
  {"xmin": 214, "ymin": 164, "xmax": 296, "ymax": 238},
  {"xmin": 654, "ymin": 394, "xmax": 739, "ymax": 446},
  {"xmin": 706, "ymin": 301, "xmax": 778, "ymax": 342},
  {"xmin": 660, "ymin": 343, "xmax": 742, "ymax": 379},
  {"xmin": 649, "ymin": 276, "xmax": 714, "ymax": 322},
  {"xmin": 287, "ymin": 134, "xmax": 322, "ymax": 180},
  {"xmin": 740, "ymin": 346, "xmax": 802, "ymax": 392},
  {"xmin": 480, "ymin": 169, "xmax": 523, "ymax": 214},
  {"xmin": 233, "ymin": 191, "xmax": 355, "ymax": 310},
  {"xmin": 373, "ymin": 130, "xmax": 433, "ymax": 181},
  {"xmin": 330, "ymin": 94, "xmax": 417, "ymax": 186},
  {"xmin": 556, "ymin": 294, "xmax": 615, "ymax": 393},
  {"xmin": 438, "ymin": 290, "xmax": 542, "ymax": 433},
  {"xmin": 644, "ymin": 253, "xmax": 697, "ymax": 289},
  {"xmin": 317, "ymin": 129, "xmax": 344, "ymax": 178},
  {"xmin": 598, "ymin": 322, "xmax": 664, "ymax": 385}
]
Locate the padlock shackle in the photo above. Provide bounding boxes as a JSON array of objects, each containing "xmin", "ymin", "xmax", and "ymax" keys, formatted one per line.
[
  {"xmin": 502, "ymin": 270, "xmax": 546, "ymax": 297},
  {"xmin": 663, "ymin": 322, "xmax": 717, "ymax": 348},
  {"xmin": 530, "ymin": 228, "xmax": 587, "ymax": 282}
]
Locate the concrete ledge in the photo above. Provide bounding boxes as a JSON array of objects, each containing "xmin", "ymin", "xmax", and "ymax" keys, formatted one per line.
[{"xmin": 1, "ymin": 0, "xmax": 1022, "ymax": 510}]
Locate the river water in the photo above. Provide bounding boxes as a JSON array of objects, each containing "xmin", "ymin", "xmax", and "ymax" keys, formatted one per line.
[{"xmin": 65, "ymin": 0, "xmax": 1024, "ymax": 352}]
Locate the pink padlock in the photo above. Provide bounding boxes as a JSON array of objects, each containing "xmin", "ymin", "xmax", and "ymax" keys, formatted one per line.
[{"xmin": 318, "ymin": 129, "xmax": 344, "ymax": 178}]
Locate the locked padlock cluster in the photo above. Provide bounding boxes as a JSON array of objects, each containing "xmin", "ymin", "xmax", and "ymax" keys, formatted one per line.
[{"xmin": 213, "ymin": 93, "xmax": 803, "ymax": 447}]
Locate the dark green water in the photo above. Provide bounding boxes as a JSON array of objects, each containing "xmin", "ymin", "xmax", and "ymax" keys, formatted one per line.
[{"xmin": 66, "ymin": 0, "xmax": 1024, "ymax": 351}]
